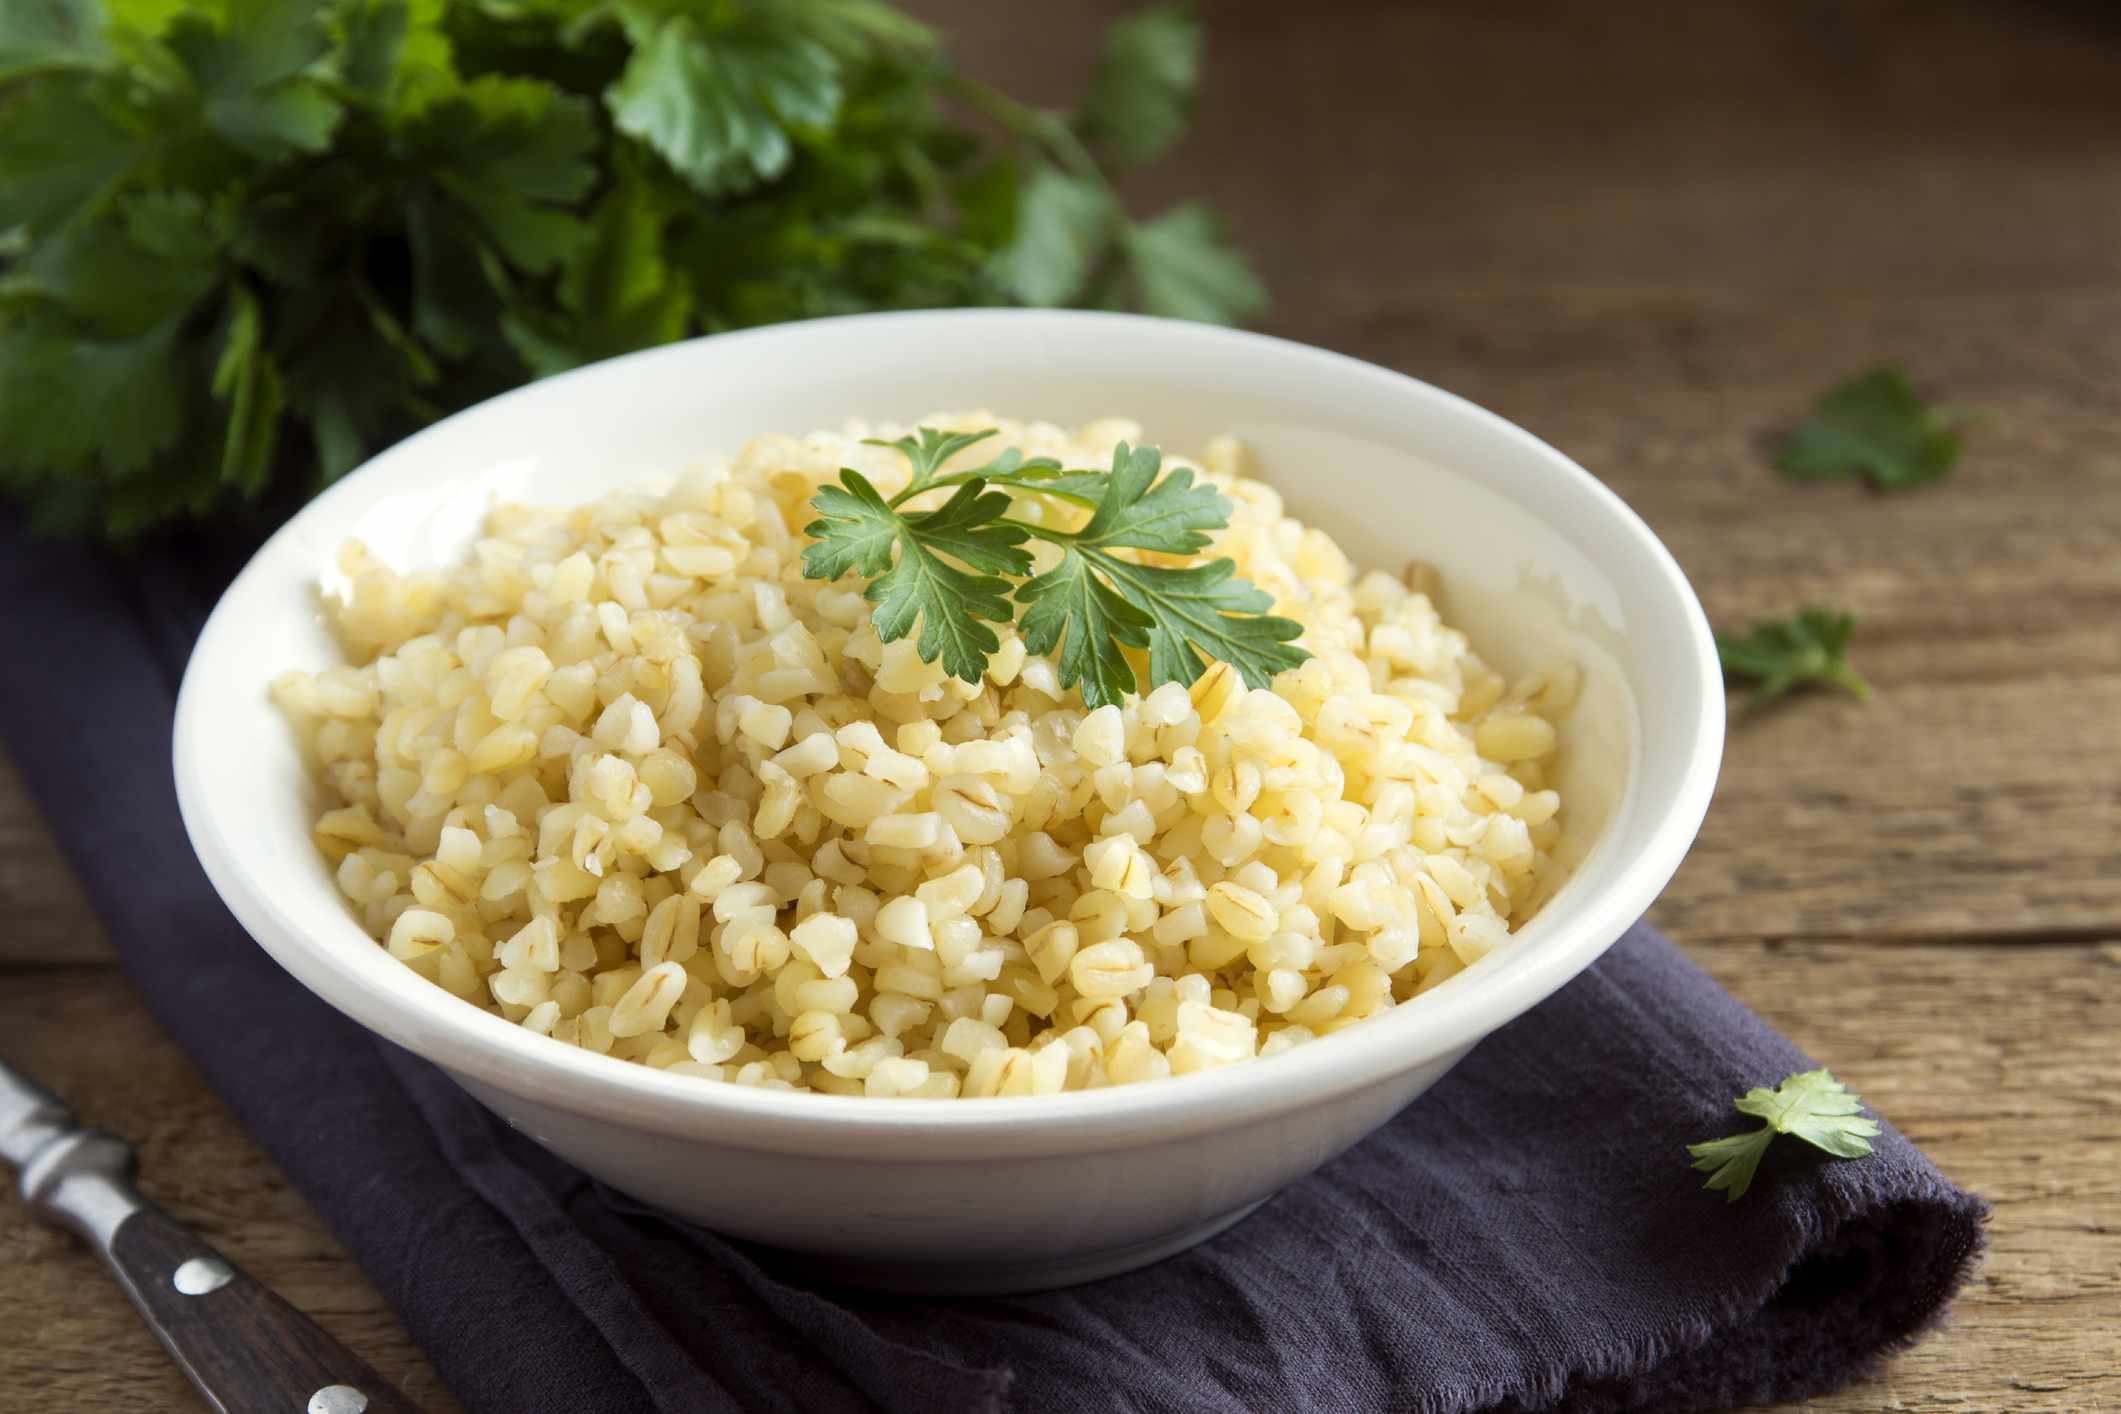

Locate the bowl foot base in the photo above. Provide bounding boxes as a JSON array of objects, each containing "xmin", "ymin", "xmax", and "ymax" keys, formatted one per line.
[{"xmin": 764, "ymin": 1198, "xmax": 1271, "ymax": 1295}]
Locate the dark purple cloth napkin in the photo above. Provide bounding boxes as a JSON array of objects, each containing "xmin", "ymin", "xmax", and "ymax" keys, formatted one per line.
[{"xmin": 0, "ymin": 511, "xmax": 1985, "ymax": 1414}]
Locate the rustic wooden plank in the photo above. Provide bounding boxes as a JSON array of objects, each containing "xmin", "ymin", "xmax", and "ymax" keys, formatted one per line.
[{"xmin": 0, "ymin": 941, "xmax": 2112, "ymax": 1413}]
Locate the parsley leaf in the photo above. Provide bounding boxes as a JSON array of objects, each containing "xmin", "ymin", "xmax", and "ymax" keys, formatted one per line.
[
  {"xmin": 165, "ymin": 0, "xmax": 346, "ymax": 160},
  {"xmin": 863, "ymin": 425, "xmax": 1005, "ymax": 493},
  {"xmin": 607, "ymin": 9, "xmax": 842, "ymax": 196},
  {"xmin": 1077, "ymin": 4, "xmax": 1200, "ymax": 166},
  {"xmin": 1688, "ymin": 1069, "xmax": 1880, "ymax": 1201},
  {"xmin": 805, "ymin": 428, "xmax": 1308, "ymax": 707},
  {"xmin": 0, "ymin": 81, "xmax": 139, "ymax": 236},
  {"xmin": 1716, "ymin": 608, "xmax": 1870, "ymax": 707},
  {"xmin": 802, "ymin": 469, "xmax": 1029, "ymax": 683},
  {"xmin": 989, "ymin": 166, "xmax": 1117, "ymax": 308},
  {"xmin": 399, "ymin": 75, "xmax": 598, "ymax": 274},
  {"xmin": 1015, "ymin": 544, "xmax": 1152, "ymax": 709},
  {"xmin": 504, "ymin": 153, "xmax": 692, "ymax": 376},
  {"xmin": 0, "ymin": 312, "xmax": 191, "ymax": 478},
  {"xmin": 1017, "ymin": 444, "xmax": 1305, "ymax": 704},
  {"xmin": 332, "ymin": 0, "xmax": 453, "ymax": 112},
  {"xmin": 1778, "ymin": 365, "xmax": 1969, "ymax": 491},
  {"xmin": 1123, "ymin": 203, "xmax": 1267, "ymax": 325},
  {"xmin": 1052, "ymin": 439, "xmax": 1227, "ymax": 554},
  {"xmin": 0, "ymin": 0, "xmax": 112, "ymax": 81},
  {"xmin": 1087, "ymin": 553, "xmax": 1307, "ymax": 696}
]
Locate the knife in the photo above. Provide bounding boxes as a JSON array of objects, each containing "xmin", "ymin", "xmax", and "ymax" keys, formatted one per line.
[{"xmin": 1, "ymin": 1058, "xmax": 422, "ymax": 1414}]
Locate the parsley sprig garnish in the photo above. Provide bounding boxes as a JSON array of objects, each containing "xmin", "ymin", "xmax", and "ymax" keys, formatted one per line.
[
  {"xmin": 1687, "ymin": 1069, "xmax": 1881, "ymax": 1202},
  {"xmin": 1716, "ymin": 608, "xmax": 1871, "ymax": 708},
  {"xmin": 802, "ymin": 427, "xmax": 1309, "ymax": 708}
]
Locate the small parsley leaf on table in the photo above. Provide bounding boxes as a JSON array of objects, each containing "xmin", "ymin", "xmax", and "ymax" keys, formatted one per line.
[
  {"xmin": 1688, "ymin": 1069, "xmax": 1881, "ymax": 1201},
  {"xmin": 1716, "ymin": 608, "xmax": 1870, "ymax": 707},
  {"xmin": 1778, "ymin": 365, "xmax": 1969, "ymax": 491}
]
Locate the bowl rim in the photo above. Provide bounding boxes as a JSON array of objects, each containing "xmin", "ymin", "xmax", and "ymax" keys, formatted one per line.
[{"xmin": 173, "ymin": 308, "xmax": 1724, "ymax": 1156}]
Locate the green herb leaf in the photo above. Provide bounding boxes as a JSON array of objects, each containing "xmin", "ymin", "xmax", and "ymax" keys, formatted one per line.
[
  {"xmin": 606, "ymin": 11, "xmax": 842, "ymax": 195},
  {"xmin": 1015, "ymin": 544, "xmax": 1153, "ymax": 710},
  {"xmin": 1688, "ymin": 1069, "xmax": 1880, "ymax": 1201},
  {"xmin": 802, "ymin": 469, "xmax": 1029, "ymax": 683},
  {"xmin": 3, "ymin": 209, "xmax": 219, "ymax": 335},
  {"xmin": 1078, "ymin": 552, "xmax": 1308, "ymax": 697},
  {"xmin": 989, "ymin": 166, "xmax": 1116, "ymax": 307},
  {"xmin": 504, "ymin": 154, "xmax": 692, "ymax": 376},
  {"xmin": 863, "ymin": 426, "xmax": 1001, "ymax": 494},
  {"xmin": 331, "ymin": 0, "xmax": 453, "ymax": 112},
  {"xmin": 1716, "ymin": 608, "xmax": 1870, "ymax": 707},
  {"xmin": 400, "ymin": 75, "xmax": 597, "ymax": 274},
  {"xmin": 0, "ymin": 0, "xmax": 112, "ymax": 81},
  {"xmin": 280, "ymin": 280, "xmax": 439, "ymax": 483},
  {"xmin": 0, "ymin": 81, "xmax": 140, "ymax": 237},
  {"xmin": 1077, "ymin": 4, "xmax": 1200, "ymax": 166},
  {"xmin": 0, "ymin": 313, "xmax": 191, "ymax": 477},
  {"xmin": 1123, "ymin": 202, "xmax": 1266, "ymax": 325},
  {"xmin": 165, "ymin": 0, "xmax": 346, "ymax": 160},
  {"xmin": 1777, "ymin": 365, "xmax": 1969, "ymax": 491},
  {"xmin": 1063, "ymin": 440, "xmax": 1228, "ymax": 554}
]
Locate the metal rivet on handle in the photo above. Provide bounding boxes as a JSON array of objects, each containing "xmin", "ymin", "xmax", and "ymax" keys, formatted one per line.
[
  {"xmin": 171, "ymin": 1257, "xmax": 233, "ymax": 1295},
  {"xmin": 308, "ymin": 1387, "xmax": 369, "ymax": 1414}
]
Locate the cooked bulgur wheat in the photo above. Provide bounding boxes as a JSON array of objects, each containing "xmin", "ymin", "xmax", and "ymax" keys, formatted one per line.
[{"xmin": 275, "ymin": 416, "xmax": 1571, "ymax": 1098}]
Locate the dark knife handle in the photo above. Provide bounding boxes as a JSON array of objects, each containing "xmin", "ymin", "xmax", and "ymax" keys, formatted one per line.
[
  {"xmin": 102, "ymin": 1206, "xmax": 424, "ymax": 1414},
  {"xmin": 17, "ymin": 1123, "xmax": 421, "ymax": 1414}
]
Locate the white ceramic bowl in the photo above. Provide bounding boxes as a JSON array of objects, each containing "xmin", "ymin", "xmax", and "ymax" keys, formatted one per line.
[{"xmin": 174, "ymin": 310, "xmax": 1722, "ymax": 1292}]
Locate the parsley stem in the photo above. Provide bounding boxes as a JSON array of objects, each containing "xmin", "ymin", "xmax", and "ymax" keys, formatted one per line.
[
  {"xmin": 1003, "ymin": 518, "xmax": 1083, "ymax": 544},
  {"xmin": 941, "ymin": 74, "xmax": 1109, "ymax": 188},
  {"xmin": 888, "ymin": 470, "xmax": 1100, "ymax": 511},
  {"xmin": 1826, "ymin": 663, "xmax": 1873, "ymax": 702}
]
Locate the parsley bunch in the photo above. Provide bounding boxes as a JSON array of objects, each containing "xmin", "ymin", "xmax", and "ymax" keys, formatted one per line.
[
  {"xmin": 802, "ymin": 427, "xmax": 1309, "ymax": 708},
  {"xmin": 0, "ymin": 0, "xmax": 1262, "ymax": 538}
]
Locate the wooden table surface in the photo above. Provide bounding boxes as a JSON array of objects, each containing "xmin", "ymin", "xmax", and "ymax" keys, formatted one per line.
[{"xmin": 4, "ymin": 3, "xmax": 2118, "ymax": 1410}]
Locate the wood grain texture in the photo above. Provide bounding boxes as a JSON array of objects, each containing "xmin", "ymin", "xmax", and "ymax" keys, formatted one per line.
[{"xmin": 4, "ymin": 1, "xmax": 2120, "ymax": 1410}]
